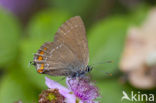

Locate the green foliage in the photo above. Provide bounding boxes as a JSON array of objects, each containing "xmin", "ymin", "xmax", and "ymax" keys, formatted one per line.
[
  {"xmin": 0, "ymin": 64, "xmax": 39, "ymax": 103},
  {"xmin": 97, "ymin": 79, "xmax": 131, "ymax": 103},
  {"xmin": 88, "ymin": 16, "xmax": 129, "ymax": 76},
  {"xmin": 47, "ymin": 0, "xmax": 93, "ymax": 16},
  {"xmin": 27, "ymin": 9, "xmax": 70, "ymax": 42},
  {"xmin": 128, "ymin": 4, "xmax": 150, "ymax": 25},
  {"xmin": 0, "ymin": 8, "xmax": 21, "ymax": 67}
]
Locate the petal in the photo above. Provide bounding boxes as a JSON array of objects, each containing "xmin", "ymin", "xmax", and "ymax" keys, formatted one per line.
[
  {"xmin": 67, "ymin": 77, "xmax": 99, "ymax": 101},
  {"xmin": 45, "ymin": 77, "xmax": 76, "ymax": 103},
  {"xmin": 45, "ymin": 77, "xmax": 69, "ymax": 92},
  {"xmin": 65, "ymin": 94, "xmax": 76, "ymax": 103},
  {"xmin": 93, "ymin": 101, "xmax": 99, "ymax": 103},
  {"xmin": 79, "ymin": 101, "xmax": 84, "ymax": 103},
  {"xmin": 82, "ymin": 101, "xmax": 99, "ymax": 103}
]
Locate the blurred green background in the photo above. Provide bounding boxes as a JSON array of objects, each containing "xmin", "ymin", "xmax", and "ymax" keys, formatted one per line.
[{"xmin": 0, "ymin": 0, "xmax": 155, "ymax": 103}]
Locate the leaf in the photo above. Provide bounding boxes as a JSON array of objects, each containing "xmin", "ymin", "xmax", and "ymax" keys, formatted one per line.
[
  {"xmin": 0, "ymin": 8, "xmax": 20, "ymax": 67},
  {"xmin": 0, "ymin": 67, "xmax": 39, "ymax": 103},
  {"xmin": 27, "ymin": 9, "xmax": 70, "ymax": 42},
  {"xmin": 48, "ymin": 0, "xmax": 92, "ymax": 16},
  {"xmin": 88, "ymin": 16, "xmax": 129, "ymax": 76},
  {"xmin": 128, "ymin": 4, "xmax": 149, "ymax": 26},
  {"xmin": 96, "ymin": 79, "xmax": 142, "ymax": 103}
]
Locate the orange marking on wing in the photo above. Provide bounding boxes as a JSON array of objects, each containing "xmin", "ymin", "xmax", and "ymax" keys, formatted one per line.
[
  {"xmin": 40, "ymin": 64, "xmax": 44, "ymax": 69},
  {"xmin": 38, "ymin": 56, "xmax": 43, "ymax": 60},
  {"xmin": 37, "ymin": 64, "xmax": 44, "ymax": 73},
  {"xmin": 37, "ymin": 69, "xmax": 43, "ymax": 73},
  {"xmin": 44, "ymin": 48, "xmax": 47, "ymax": 50},
  {"xmin": 40, "ymin": 51, "xmax": 44, "ymax": 54}
]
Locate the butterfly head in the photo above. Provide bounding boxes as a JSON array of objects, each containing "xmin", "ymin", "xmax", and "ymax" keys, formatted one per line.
[
  {"xmin": 86, "ymin": 65, "xmax": 92, "ymax": 73},
  {"xmin": 70, "ymin": 65, "xmax": 92, "ymax": 78}
]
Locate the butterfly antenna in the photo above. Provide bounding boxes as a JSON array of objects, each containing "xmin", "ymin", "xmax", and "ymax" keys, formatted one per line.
[
  {"xmin": 98, "ymin": 60, "xmax": 114, "ymax": 65},
  {"xmin": 104, "ymin": 72, "xmax": 113, "ymax": 76},
  {"xmin": 91, "ymin": 60, "xmax": 114, "ymax": 67}
]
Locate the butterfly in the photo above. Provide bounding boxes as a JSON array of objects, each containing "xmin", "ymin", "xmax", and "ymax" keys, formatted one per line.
[{"xmin": 32, "ymin": 16, "xmax": 92, "ymax": 78}]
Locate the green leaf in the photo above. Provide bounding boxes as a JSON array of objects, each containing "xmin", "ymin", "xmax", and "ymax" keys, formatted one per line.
[
  {"xmin": 96, "ymin": 79, "xmax": 142, "ymax": 103},
  {"xmin": 0, "ymin": 68, "xmax": 39, "ymax": 103},
  {"xmin": 88, "ymin": 16, "xmax": 129, "ymax": 76},
  {"xmin": 0, "ymin": 8, "xmax": 21, "ymax": 67},
  {"xmin": 48, "ymin": 0, "xmax": 92, "ymax": 16},
  {"xmin": 128, "ymin": 4, "xmax": 149, "ymax": 26},
  {"xmin": 27, "ymin": 9, "xmax": 70, "ymax": 42}
]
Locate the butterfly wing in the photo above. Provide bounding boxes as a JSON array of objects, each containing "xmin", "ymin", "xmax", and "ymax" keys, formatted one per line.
[
  {"xmin": 33, "ymin": 16, "xmax": 89, "ymax": 76},
  {"xmin": 54, "ymin": 16, "xmax": 89, "ymax": 66}
]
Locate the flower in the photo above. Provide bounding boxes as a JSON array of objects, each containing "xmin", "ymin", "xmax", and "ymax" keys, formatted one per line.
[
  {"xmin": 120, "ymin": 8, "xmax": 156, "ymax": 89},
  {"xmin": 67, "ymin": 77, "xmax": 99, "ymax": 103},
  {"xmin": 39, "ymin": 89, "xmax": 65, "ymax": 103},
  {"xmin": 44, "ymin": 77, "xmax": 99, "ymax": 103},
  {"xmin": 45, "ymin": 77, "xmax": 76, "ymax": 103}
]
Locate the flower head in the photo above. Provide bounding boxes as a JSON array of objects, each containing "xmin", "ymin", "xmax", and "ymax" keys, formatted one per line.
[
  {"xmin": 39, "ymin": 89, "xmax": 65, "ymax": 103},
  {"xmin": 45, "ymin": 77, "xmax": 76, "ymax": 103},
  {"xmin": 67, "ymin": 77, "xmax": 99, "ymax": 103},
  {"xmin": 120, "ymin": 8, "xmax": 156, "ymax": 89},
  {"xmin": 44, "ymin": 77, "xmax": 99, "ymax": 103}
]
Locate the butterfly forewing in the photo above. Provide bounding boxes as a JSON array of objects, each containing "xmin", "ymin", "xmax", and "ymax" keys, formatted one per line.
[
  {"xmin": 33, "ymin": 16, "xmax": 89, "ymax": 76},
  {"xmin": 54, "ymin": 16, "xmax": 89, "ymax": 66}
]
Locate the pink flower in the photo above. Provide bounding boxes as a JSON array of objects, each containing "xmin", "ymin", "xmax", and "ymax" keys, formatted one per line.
[
  {"xmin": 45, "ymin": 77, "xmax": 76, "ymax": 103},
  {"xmin": 67, "ymin": 77, "xmax": 99, "ymax": 103},
  {"xmin": 45, "ymin": 77, "xmax": 99, "ymax": 103}
]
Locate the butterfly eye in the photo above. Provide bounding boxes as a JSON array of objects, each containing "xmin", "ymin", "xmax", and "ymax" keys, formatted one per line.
[{"xmin": 86, "ymin": 66, "xmax": 92, "ymax": 72}]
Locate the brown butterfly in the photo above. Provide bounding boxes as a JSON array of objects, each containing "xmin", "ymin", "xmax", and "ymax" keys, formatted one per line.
[{"xmin": 32, "ymin": 16, "xmax": 92, "ymax": 78}]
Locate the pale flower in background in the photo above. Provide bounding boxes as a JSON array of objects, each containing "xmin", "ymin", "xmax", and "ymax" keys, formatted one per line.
[{"xmin": 120, "ymin": 8, "xmax": 156, "ymax": 89}]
